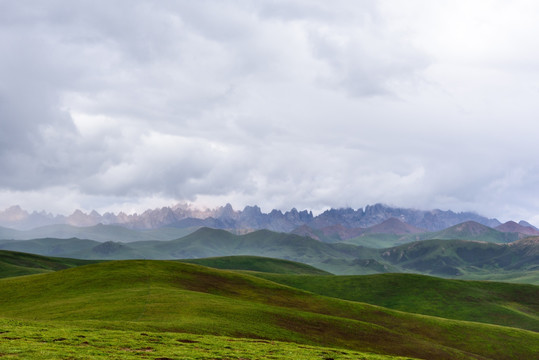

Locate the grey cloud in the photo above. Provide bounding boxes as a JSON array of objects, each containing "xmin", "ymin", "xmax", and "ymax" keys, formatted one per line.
[{"xmin": 1, "ymin": 0, "xmax": 539, "ymax": 223}]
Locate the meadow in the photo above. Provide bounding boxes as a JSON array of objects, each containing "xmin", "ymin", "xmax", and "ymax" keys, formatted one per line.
[{"xmin": 0, "ymin": 258, "xmax": 538, "ymax": 359}]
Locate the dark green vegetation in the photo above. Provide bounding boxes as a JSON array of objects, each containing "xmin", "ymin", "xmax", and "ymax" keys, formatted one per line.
[
  {"xmin": 1, "ymin": 228, "xmax": 538, "ymax": 282},
  {"xmin": 0, "ymin": 250, "xmax": 99, "ymax": 278},
  {"xmin": 254, "ymin": 272, "xmax": 539, "ymax": 332},
  {"xmin": 180, "ymin": 255, "xmax": 331, "ymax": 275},
  {"xmin": 1, "ymin": 260, "xmax": 538, "ymax": 360},
  {"xmin": 379, "ymin": 238, "xmax": 539, "ymax": 279}
]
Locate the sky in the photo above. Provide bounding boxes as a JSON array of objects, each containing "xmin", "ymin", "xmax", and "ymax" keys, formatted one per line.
[{"xmin": 1, "ymin": 0, "xmax": 539, "ymax": 223}]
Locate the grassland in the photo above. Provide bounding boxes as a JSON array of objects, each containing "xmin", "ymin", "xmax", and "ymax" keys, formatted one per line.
[
  {"xmin": 1, "ymin": 260, "xmax": 538, "ymax": 360},
  {"xmin": 253, "ymin": 272, "xmax": 539, "ymax": 332},
  {"xmin": 0, "ymin": 318, "xmax": 418, "ymax": 360}
]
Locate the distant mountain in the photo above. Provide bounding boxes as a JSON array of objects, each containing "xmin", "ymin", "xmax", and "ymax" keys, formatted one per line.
[
  {"xmin": 2, "ymin": 228, "xmax": 537, "ymax": 282},
  {"xmin": 380, "ymin": 237, "xmax": 539, "ymax": 277},
  {"xmin": 0, "ymin": 223, "xmax": 197, "ymax": 242},
  {"xmin": 519, "ymin": 220, "xmax": 539, "ymax": 230},
  {"xmin": 496, "ymin": 221, "xmax": 539, "ymax": 236},
  {"xmin": 361, "ymin": 217, "xmax": 425, "ymax": 235},
  {"xmin": 309, "ymin": 204, "xmax": 502, "ymax": 231},
  {"xmin": 292, "ymin": 218, "xmax": 424, "ymax": 246},
  {"xmin": 290, "ymin": 224, "xmax": 365, "ymax": 243},
  {"xmin": 427, "ymin": 221, "xmax": 519, "ymax": 243},
  {"xmin": 0, "ymin": 238, "xmax": 101, "ymax": 257},
  {"xmin": 0, "ymin": 203, "xmax": 507, "ymax": 232}
]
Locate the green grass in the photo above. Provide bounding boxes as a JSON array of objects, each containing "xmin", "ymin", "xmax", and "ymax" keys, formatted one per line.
[
  {"xmin": 1, "ymin": 260, "xmax": 538, "ymax": 360},
  {"xmin": 0, "ymin": 318, "xmax": 417, "ymax": 360},
  {"xmin": 253, "ymin": 272, "xmax": 539, "ymax": 332},
  {"xmin": 179, "ymin": 255, "xmax": 332, "ymax": 275}
]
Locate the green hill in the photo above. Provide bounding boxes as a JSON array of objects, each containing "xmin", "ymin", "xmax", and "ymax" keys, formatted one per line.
[
  {"xmin": 254, "ymin": 272, "xmax": 539, "ymax": 332},
  {"xmin": 0, "ymin": 250, "xmax": 99, "ymax": 278},
  {"xmin": 180, "ymin": 255, "xmax": 332, "ymax": 275},
  {"xmin": 1, "ymin": 229, "xmax": 537, "ymax": 282},
  {"xmin": 125, "ymin": 227, "xmax": 380, "ymax": 265},
  {"xmin": 0, "ymin": 260, "xmax": 537, "ymax": 360},
  {"xmin": 380, "ymin": 238, "xmax": 539, "ymax": 277}
]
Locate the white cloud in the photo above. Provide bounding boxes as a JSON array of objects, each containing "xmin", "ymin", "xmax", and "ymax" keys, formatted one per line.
[{"xmin": 1, "ymin": 0, "xmax": 539, "ymax": 223}]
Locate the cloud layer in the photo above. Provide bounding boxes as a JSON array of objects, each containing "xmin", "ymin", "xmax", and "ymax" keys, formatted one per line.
[{"xmin": 1, "ymin": 0, "xmax": 539, "ymax": 222}]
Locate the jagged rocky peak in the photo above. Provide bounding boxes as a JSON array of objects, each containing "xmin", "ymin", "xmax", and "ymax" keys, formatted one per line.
[
  {"xmin": 242, "ymin": 205, "xmax": 262, "ymax": 216},
  {"xmin": 215, "ymin": 203, "xmax": 238, "ymax": 219},
  {"xmin": 0, "ymin": 202, "xmax": 514, "ymax": 233},
  {"xmin": 284, "ymin": 208, "xmax": 313, "ymax": 222},
  {"xmin": 0, "ymin": 205, "xmax": 28, "ymax": 221}
]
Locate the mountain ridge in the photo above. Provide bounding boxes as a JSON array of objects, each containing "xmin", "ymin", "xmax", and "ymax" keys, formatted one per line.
[{"xmin": 0, "ymin": 203, "xmax": 506, "ymax": 232}]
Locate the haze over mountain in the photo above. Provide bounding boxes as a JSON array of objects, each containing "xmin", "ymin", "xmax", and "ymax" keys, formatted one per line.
[{"xmin": 0, "ymin": 203, "xmax": 506, "ymax": 232}]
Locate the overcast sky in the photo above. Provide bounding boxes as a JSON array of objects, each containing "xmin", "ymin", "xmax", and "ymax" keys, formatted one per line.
[{"xmin": 1, "ymin": 0, "xmax": 539, "ymax": 223}]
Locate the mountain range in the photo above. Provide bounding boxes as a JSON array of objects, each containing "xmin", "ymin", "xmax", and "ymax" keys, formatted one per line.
[
  {"xmin": 1, "ymin": 227, "xmax": 537, "ymax": 283},
  {"xmin": 0, "ymin": 202, "xmax": 519, "ymax": 232}
]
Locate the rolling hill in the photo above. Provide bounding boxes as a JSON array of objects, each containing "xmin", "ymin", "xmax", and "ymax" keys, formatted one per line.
[
  {"xmin": 1, "ymin": 228, "xmax": 538, "ymax": 282},
  {"xmin": 380, "ymin": 237, "xmax": 539, "ymax": 276},
  {"xmin": 253, "ymin": 272, "xmax": 539, "ymax": 332},
  {"xmin": 0, "ymin": 250, "xmax": 99, "ymax": 278},
  {"xmin": 180, "ymin": 255, "xmax": 332, "ymax": 275},
  {"xmin": 0, "ymin": 260, "xmax": 537, "ymax": 360}
]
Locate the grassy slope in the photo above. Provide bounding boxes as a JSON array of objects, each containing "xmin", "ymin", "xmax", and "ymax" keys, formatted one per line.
[
  {"xmin": 379, "ymin": 239, "xmax": 538, "ymax": 276},
  {"xmin": 0, "ymin": 261, "xmax": 538, "ymax": 360},
  {"xmin": 0, "ymin": 318, "xmax": 415, "ymax": 360},
  {"xmin": 254, "ymin": 272, "xmax": 539, "ymax": 332},
  {"xmin": 0, "ymin": 250, "xmax": 99, "ymax": 278},
  {"xmin": 180, "ymin": 255, "xmax": 332, "ymax": 275}
]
